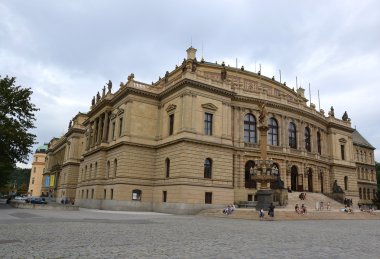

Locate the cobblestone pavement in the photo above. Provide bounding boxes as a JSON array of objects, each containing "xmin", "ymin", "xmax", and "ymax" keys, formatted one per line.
[{"xmin": 0, "ymin": 204, "xmax": 379, "ymax": 258}]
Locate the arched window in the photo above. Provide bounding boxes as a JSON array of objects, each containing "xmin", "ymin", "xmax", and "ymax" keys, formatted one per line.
[
  {"xmin": 165, "ymin": 158, "xmax": 170, "ymax": 178},
  {"xmin": 366, "ymin": 169, "xmax": 369, "ymax": 180},
  {"xmin": 360, "ymin": 151, "xmax": 363, "ymax": 161},
  {"xmin": 107, "ymin": 161, "xmax": 110, "ymax": 178},
  {"xmin": 95, "ymin": 162, "xmax": 98, "ymax": 178},
  {"xmin": 317, "ymin": 131, "xmax": 322, "ymax": 155},
  {"xmin": 364, "ymin": 152, "xmax": 367, "ymax": 163},
  {"xmin": 114, "ymin": 159, "xmax": 117, "ymax": 177},
  {"xmin": 288, "ymin": 122, "xmax": 297, "ymax": 149},
  {"xmin": 245, "ymin": 160, "xmax": 256, "ymax": 189},
  {"xmin": 268, "ymin": 118, "xmax": 278, "ymax": 146},
  {"xmin": 132, "ymin": 189, "xmax": 142, "ymax": 201},
  {"xmin": 89, "ymin": 164, "xmax": 92, "ymax": 179},
  {"xmin": 244, "ymin": 114, "xmax": 256, "ymax": 143},
  {"xmin": 85, "ymin": 165, "xmax": 88, "ymax": 180},
  {"xmin": 359, "ymin": 188, "xmax": 362, "ymax": 199},
  {"xmin": 204, "ymin": 158, "xmax": 212, "ymax": 179},
  {"xmin": 344, "ymin": 176, "xmax": 348, "ymax": 191},
  {"xmin": 305, "ymin": 127, "xmax": 311, "ymax": 152},
  {"xmin": 363, "ymin": 188, "xmax": 366, "ymax": 199},
  {"xmin": 367, "ymin": 189, "xmax": 370, "ymax": 200}
]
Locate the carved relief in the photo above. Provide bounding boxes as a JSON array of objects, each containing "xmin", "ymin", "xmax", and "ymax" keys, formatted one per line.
[
  {"xmin": 201, "ymin": 103, "xmax": 218, "ymax": 111},
  {"xmin": 166, "ymin": 104, "xmax": 177, "ymax": 113}
]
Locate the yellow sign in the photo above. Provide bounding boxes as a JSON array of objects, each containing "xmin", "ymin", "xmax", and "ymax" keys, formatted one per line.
[{"xmin": 50, "ymin": 175, "xmax": 55, "ymax": 187}]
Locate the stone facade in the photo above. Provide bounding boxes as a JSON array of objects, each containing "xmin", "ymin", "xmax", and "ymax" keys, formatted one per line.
[
  {"xmin": 44, "ymin": 47, "xmax": 377, "ymax": 213},
  {"xmin": 353, "ymin": 130, "xmax": 377, "ymax": 205},
  {"xmin": 28, "ymin": 145, "xmax": 47, "ymax": 196}
]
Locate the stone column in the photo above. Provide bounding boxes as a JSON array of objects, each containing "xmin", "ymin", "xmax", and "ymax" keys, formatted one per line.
[
  {"xmin": 90, "ymin": 121, "xmax": 95, "ymax": 148},
  {"xmin": 97, "ymin": 117, "xmax": 102, "ymax": 144},
  {"xmin": 102, "ymin": 112, "xmax": 109, "ymax": 142}
]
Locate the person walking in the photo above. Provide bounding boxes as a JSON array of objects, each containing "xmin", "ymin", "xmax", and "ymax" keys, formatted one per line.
[{"xmin": 268, "ymin": 203, "xmax": 275, "ymax": 218}]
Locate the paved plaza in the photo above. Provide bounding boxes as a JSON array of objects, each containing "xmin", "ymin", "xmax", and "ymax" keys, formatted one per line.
[{"xmin": 0, "ymin": 203, "xmax": 379, "ymax": 258}]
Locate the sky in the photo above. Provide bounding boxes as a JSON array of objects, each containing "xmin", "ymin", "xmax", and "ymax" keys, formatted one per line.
[{"xmin": 1, "ymin": 0, "xmax": 379, "ymax": 167}]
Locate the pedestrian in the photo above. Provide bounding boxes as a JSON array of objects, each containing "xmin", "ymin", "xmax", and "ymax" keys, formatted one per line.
[
  {"xmin": 259, "ymin": 208, "xmax": 265, "ymax": 220},
  {"xmin": 268, "ymin": 203, "xmax": 275, "ymax": 218}
]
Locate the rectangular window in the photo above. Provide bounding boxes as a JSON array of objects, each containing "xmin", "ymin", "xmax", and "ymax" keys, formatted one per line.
[
  {"xmin": 91, "ymin": 189, "xmax": 94, "ymax": 199},
  {"xmin": 205, "ymin": 192, "xmax": 212, "ymax": 204},
  {"xmin": 112, "ymin": 122, "xmax": 116, "ymax": 139},
  {"xmin": 81, "ymin": 190, "xmax": 84, "ymax": 199},
  {"xmin": 111, "ymin": 189, "xmax": 114, "ymax": 200},
  {"xmin": 163, "ymin": 191, "xmax": 167, "ymax": 202},
  {"xmin": 119, "ymin": 118, "xmax": 123, "ymax": 137},
  {"xmin": 341, "ymin": 145, "xmax": 345, "ymax": 160},
  {"xmin": 169, "ymin": 114, "xmax": 174, "ymax": 135},
  {"xmin": 248, "ymin": 194, "xmax": 253, "ymax": 201},
  {"xmin": 204, "ymin": 113, "xmax": 213, "ymax": 135},
  {"xmin": 104, "ymin": 189, "xmax": 106, "ymax": 200},
  {"xmin": 86, "ymin": 190, "xmax": 89, "ymax": 199},
  {"xmin": 33, "ymin": 167, "xmax": 36, "ymax": 173},
  {"xmin": 32, "ymin": 178, "xmax": 35, "ymax": 184}
]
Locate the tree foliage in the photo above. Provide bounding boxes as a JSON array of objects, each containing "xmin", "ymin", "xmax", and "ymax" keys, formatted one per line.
[
  {"xmin": 0, "ymin": 76, "xmax": 38, "ymax": 173},
  {"xmin": 372, "ymin": 162, "xmax": 380, "ymax": 208}
]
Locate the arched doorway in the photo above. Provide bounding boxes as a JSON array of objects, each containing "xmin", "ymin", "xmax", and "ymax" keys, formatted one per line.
[
  {"xmin": 291, "ymin": 166, "xmax": 298, "ymax": 191},
  {"xmin": 307, "ymin": 168, "xmax": 313, "ymax": 192},
  {"xmin": 245, "ymin": 160, "xmax": 256, "ymax": 189}
]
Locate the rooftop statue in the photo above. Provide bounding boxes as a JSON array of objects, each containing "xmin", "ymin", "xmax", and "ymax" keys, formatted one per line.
[
  {"xmin": 107, "ymin": 80, "xmax": 112, "ymax": 93},
  {"xmin": 328, "ymin": 106, "xmax": 335, "ymax": 117},
  {"xmin": 342, "ymin": 111, "xmax": 349, "ymax": 121}
]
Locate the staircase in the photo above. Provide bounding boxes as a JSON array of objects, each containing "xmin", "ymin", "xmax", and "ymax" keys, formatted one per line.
[{"xmin": 284, "ymin": 192, "xmax": 343, "ymax": 211}]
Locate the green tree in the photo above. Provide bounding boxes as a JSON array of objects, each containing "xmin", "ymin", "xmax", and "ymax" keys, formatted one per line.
[
  {"xmin": 372, "ymin": 162, "xmax": 380, "ymax": 208},
  {"xmin": 0, "ymin": 76, "xmax": 38, "ymax": 187}
]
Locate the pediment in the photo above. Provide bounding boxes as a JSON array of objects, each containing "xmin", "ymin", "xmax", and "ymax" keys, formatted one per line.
[
  {"xmin": 166, "ymin": 104, "xmax": 177, "ymax": 113},
  {"xmin": 201, "ymin": 103, "xmax": 218, "ymax": 111}
]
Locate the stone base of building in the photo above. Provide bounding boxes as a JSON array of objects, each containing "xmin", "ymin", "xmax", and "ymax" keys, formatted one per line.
[{"xmin": 75, "ymin": 199, "xmax": 223, "ymax": 215}]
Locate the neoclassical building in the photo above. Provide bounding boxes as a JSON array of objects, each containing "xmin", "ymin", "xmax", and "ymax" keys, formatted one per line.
[{"xmin": 43, "ymin": 47, "xmax": 377, "ymax": 214}]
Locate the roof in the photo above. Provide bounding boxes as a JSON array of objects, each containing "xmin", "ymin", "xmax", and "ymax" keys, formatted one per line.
[
  {"xmin": 35, "ymin": 144, "xmax": 48, "ymax": 153},
  {"xmin": 353, "ymin": 130, "xmax": 375, "ymax": 149}
]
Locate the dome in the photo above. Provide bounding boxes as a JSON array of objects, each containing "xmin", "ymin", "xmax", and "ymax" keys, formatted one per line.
[{"xmin": 35, "ymin": 144, "xmax": 48, "ymax": 153}]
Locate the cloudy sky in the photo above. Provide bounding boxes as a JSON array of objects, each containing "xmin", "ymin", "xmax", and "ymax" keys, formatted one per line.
[{"xmin": 1, "ymin": 0, "xmax": 379, "ymax": 166}]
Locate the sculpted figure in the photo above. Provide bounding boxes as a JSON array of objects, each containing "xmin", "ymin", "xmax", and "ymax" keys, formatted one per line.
[
  {"xmin": 102, "ymin": 86, "xmax": 106, "ymax": 97},
  {"xmin": 221, "ymin": 67, "xmax": 227, "ymax": 80},
  {"xmin": 259, "ymin": 103, "xmax": 268, "ymax": 124},
  {"xmin": 342, "ymin": 111, "xmax": 348, "ymax": 121},
  {"xmin": 329, "ymin": 106, "xmax": 335, "ymax": 117},
  {"xmin": 96, "ymin": 91, "xmax": 100, "ymax": 102},
  {"xmin": 107, "ymin": 80, "xmax": 112, "ymax": 93},
  {"xmin": 332, "ymin": 180, "xmax": 344, "ymax": 193},
  {"xmin": 92, "ymin": 96, "xmax": 95, "ymax": 106}
]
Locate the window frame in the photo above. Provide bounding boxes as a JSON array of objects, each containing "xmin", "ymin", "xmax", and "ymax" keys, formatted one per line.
[
  {"xmin": 305, "ymin": 127, "xmax": 311, "ymax": 152},
  {"xmin": 204, "ymin": 158, "xmax": 212, "ymax": 179},
  {"xmin": 244, "ymin": 113, "xmax": 257, "ymax": 143},
  {"xmin": 268, "ymin": 117, "xmax": 278, "ymax": 146},
  {"xmin": 204, "ymin": 112, "xmax": 213, "ymax": 136},
  {"xmin": 288, "ymin": 122, "xmax": 297, "ymax": 149}
]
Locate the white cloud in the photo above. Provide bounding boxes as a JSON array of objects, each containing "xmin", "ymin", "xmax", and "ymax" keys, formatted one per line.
[{"xmin": 1, "ymin": 0, "xmax": 380, "ymax": 163}]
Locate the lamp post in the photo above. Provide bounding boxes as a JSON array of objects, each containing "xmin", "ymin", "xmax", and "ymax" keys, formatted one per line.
[{"xmin": 250, "ymin": 103, "xmax": 279, "ymax": 210}]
